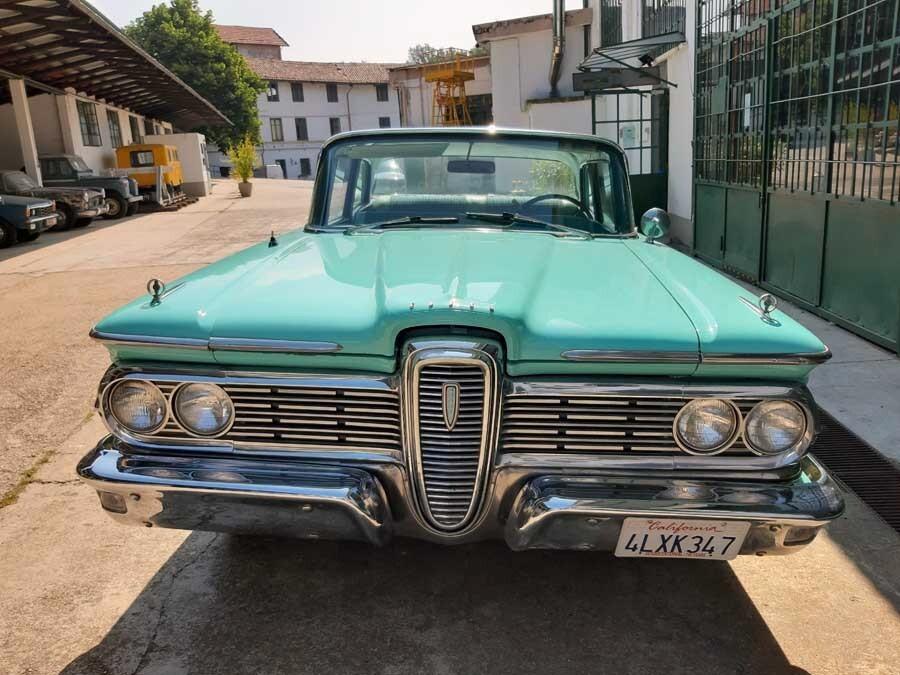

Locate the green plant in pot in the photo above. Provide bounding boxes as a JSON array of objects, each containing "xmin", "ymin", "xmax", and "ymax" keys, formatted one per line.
[{"xmin": 228, "ymin": 136, "xmax": 259, "ymax": 197}]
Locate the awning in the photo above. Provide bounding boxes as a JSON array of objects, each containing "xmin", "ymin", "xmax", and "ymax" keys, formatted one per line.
[
  {"xmin": 574, "ymin": 32, "xmax": 685, "ymax": 93},
  {"xmin": 579, "ymin": 32, "xmax": 686, "ymax": 71},
  {"xmin": 0, "ymin": 0, "xmax": 230, "ymax": 129}
]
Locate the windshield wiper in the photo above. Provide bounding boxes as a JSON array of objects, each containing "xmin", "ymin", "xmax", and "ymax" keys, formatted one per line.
[
  {"xmin": 344, "ymin": 216, "xmax": 459, "ymax": 235},
  {"xmin": 464, "ymin": 212, "xmax": 591, "ymax": 239}
]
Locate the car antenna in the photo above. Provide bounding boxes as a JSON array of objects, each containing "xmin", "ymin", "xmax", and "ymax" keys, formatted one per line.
[{"xmin": 268, "ymin": 230, "xmax": 278, "ymax": 247}]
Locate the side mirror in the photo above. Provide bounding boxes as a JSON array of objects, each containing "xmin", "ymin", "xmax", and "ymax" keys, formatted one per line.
[{"xmin": 640, "ymin": 208, "xmax": 670, "ymax": 243}]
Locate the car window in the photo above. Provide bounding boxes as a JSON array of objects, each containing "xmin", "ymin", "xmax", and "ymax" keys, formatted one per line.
[
  {"xmin": 131, "ymin": 151, "xmax": 155, "ymax": 167},
  {"xmin": 327, "ymin": 156, "xmax": 351, "ymax": 224},
  {"xmin": 71, "ymin": 157, "xmax": 90, "ymax": 172}
]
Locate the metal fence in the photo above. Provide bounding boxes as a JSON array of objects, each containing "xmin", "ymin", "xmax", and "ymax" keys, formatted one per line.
[{"xmin": 599, "ymin": 0, "xmax": 687, "ymax": 47}]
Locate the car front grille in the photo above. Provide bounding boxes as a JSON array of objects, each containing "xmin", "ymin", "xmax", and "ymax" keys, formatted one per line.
[
  {"xmin": 500, "ymin": 393, "xmax": 760, "ymax": 455},
  {"xmin": 32, "ymin": 205, "xmax": 54, "ymax": 218},
  {"xmin": 415, "ymin": 363, "xmax": 491, "ymax": 530},
  {"xmin": 150, "ymin": 380, "xmax": 401, "ymax": 453}
]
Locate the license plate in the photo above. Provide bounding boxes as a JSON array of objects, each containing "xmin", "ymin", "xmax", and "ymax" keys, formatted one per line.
[{"xmin": 615, "ymin": 518, "xmax": 750, "ymax": 560}]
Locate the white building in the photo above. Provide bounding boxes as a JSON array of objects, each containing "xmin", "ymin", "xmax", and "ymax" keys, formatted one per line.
[
  {"xmin": 0, "ymin": 0, "xmax": 226, "ymax": 182},
  {"xmin": 215, "ymin": 26, "xmax": 400, "ymax": 180},
  {"xmin": 472, "ymin": 1, "xmax": 694, "ymax": 245}
]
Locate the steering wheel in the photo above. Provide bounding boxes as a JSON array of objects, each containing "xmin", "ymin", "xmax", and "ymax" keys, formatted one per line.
[{"xmin": 521, "ymin": 193, "xmax": 593, "ymax": 220}]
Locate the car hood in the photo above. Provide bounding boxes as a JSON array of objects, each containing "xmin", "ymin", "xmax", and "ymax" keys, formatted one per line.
[
  {"xmin": 95, "ymin": 229, "xmax": 827, "ymax": 376},
  {"xmin": 26, "ymin": 186, "xmax": 101, "ymax": 200},
  {"xmin": 0, "ymin": 194, "xmax": 53, "ymax": 207}
]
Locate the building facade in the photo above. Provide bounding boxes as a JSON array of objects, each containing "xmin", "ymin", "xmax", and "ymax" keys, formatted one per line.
[{"xmin": 215, "ymin": 26, "xmax": 399, "ymax": 179}]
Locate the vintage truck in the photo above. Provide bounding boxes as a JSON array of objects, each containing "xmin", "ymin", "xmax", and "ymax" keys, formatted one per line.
[
  {"xmin": 0, "ymin": 170, "xmax": 107, "ymax": 229},
  {"xmin": 79, "ymin": 128, "xmax": 844, "ymax": 560},
  {"xmin": 39, "ymin": 154, "xmax": 142, "ymax": 219},
  {"xmin": 0, "ymin": 193, "xmax": 58, "ymax": 247}
]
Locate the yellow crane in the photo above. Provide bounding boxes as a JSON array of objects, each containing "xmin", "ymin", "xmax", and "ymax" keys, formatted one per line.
[{"xmin": 424, "ymin": 56, "xmax": 476, "ymax": 126}]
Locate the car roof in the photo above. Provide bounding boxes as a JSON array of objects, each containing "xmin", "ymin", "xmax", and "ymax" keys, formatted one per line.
[{"xmin": 321, "ymin": 126, "xmax": 625, "ymax": 155}]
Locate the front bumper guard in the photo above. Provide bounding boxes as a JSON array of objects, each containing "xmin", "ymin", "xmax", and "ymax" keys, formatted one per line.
[{"xmin": 78, "ymin": 437, "xmax": 844, "ymax": 554}]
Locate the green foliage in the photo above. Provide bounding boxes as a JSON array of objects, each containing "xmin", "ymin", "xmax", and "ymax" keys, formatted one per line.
[
  {"xmin": 125, "ymin": 0, "xmax": 265, "ymax": 149},
  {"xmin": 407, "ymin": 43, "xmax": 488, "ymax": 64},
  {"xmin": 530, "ymin": 161, "xmax": 575, "ymax": 194},
  {"xmin": 227, "ymin": 136, "xmax": 259, "ymax": 182}
]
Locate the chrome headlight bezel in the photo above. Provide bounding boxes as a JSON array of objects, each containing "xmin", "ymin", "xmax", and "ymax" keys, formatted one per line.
[
  {"xmin": 742, "ymin": 399, "xmax": 813, "ymax": 456},
  {"xmin": 105, "ymin": 379, "xmax": 168, "ymax": 435},
  {"xmin": 672, "ymin": 398, "xmax": 742, "ymax": 455},
  {"xmin": 171, "ymin": 382, "xmax": 235, "ymax": 438}
]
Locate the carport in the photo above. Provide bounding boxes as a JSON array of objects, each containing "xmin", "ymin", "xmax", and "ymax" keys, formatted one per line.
[{"xmin": 0, "ymin": 0, "xmax": 228, "ymax": 183}]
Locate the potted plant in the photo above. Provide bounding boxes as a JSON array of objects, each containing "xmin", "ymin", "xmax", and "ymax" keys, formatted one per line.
[{"xmin": 228, "ymin": 136, "xmax": 258, "ymax": 197}]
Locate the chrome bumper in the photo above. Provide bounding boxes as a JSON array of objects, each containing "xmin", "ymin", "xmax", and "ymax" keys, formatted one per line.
[
  {"xmin": 77, "ymin": 205, "xmax": 109, "ymax": 218},
  {"xmin": 78, "ymin": 436, "xmax": 844, "ymax": 555}
]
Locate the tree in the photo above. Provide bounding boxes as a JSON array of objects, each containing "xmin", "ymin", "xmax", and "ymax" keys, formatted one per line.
[
  {"xmin": 407, "ymin": 43, "xmax": 488, "ymax": 65},
  {"xmin": 125, "ymin": 0, "xmax": 265, "ymax": 149}
]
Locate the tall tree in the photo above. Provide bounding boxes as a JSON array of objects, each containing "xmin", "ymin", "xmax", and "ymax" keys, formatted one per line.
[{"xmin": 125, "ymin": 0, "xmax": 265, "ymax": 148}]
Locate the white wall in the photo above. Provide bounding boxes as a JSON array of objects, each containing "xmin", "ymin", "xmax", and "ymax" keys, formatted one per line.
[
  {"xmin": 487, "ymin": 19, "xmax": 592, "ymax": 129},
  {"xmin": 527, "ymin": 99, "xmax": 592, "ymax": 134}
]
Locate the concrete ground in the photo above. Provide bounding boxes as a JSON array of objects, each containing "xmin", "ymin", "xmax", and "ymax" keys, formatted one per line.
[{"xmin": 1, "ymin": 179, "xmax": 899, "ymax": 674}]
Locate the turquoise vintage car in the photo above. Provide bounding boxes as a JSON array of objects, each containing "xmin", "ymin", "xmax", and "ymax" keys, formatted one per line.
[{"xmin": 79, "ymin": 128, "xmax": 844, "ymax": 559}]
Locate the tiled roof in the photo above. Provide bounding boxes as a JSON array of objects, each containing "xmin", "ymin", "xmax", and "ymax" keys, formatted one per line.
[
  {"xmin": 215, "ymin": 24, "xmax": 289, "ymax": 47},
  {"xmin": 245, "ymin": 58, "xmax": 395, "ymax": 84}
]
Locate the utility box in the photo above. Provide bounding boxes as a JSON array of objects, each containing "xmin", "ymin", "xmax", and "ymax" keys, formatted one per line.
[{"xmin": 144, "ymin": 132, "xmax": 211, "ymax": 197}]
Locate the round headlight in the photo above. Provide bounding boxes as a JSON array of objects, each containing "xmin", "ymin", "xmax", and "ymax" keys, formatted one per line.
[
  {"xmin": 674, "ymin": 398, "xmax": 739, "ymax": 454},
  {"xmin": 108, "ymin": 380, "xmax": 167, "ymax": 434},
  {"xmin": 173, "ymin": 383, "xmax": 234, "ymax": 437},
  {"xmin": 744, "ymin": 400, "xmax": 808, "ymax": 455}
]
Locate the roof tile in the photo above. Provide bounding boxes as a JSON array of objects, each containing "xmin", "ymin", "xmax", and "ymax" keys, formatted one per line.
[
  {"xmin": 245, "ymin": 58, "xmax": 395, "ymax": 84},
  {"xmin": 215, "ymin": 24, "xmax": 289, "ymax": 47}
]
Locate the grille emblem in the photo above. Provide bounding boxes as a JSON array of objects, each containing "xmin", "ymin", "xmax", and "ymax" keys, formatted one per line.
[{"xmin": 442, "ymin": 383, "xmax": 460, "ymax": 431}]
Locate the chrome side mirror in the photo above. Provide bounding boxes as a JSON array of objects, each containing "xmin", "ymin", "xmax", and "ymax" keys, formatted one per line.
[{"xmin": 640, "ymin": 208, "xmax": 670, "ymax": 243}]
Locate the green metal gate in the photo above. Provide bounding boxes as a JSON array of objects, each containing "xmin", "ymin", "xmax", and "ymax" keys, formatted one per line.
[{"xmin": 694, "ymin": 0, "xmax": 900, "ymax": 351}]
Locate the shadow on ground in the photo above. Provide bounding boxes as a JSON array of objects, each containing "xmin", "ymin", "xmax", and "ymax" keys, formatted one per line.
[{"xmin": 63, "ymin": 535, "xmax": 808, "ymax": 675}]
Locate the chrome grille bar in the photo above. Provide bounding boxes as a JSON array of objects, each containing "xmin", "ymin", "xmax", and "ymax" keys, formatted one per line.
[
  {"xmin": 404, "ymin": 342, "xmax": 498, "ymax": 533},
  {"xmin": 500, "ymin": 391, "xmax": 760, "ymax": 454},
  {"xmin": 143, "ymin": 377, "xmax": 401, "ymax": 453}
]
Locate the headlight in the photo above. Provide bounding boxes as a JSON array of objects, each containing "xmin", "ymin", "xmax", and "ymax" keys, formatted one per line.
[
  {"xmin": 173, "ymin": 383, "xmax": 234, "ymax": 437},
  {"xmin": 108, "ymin": 380, "xmax": 167, "ymax": 433},
  {"xmin": 674, "ymin": 398, "xmax": 739, "ymax": 454},
  {"xmin": 744, "ymin": 400, "xmax": 808, "ymax": 455}
]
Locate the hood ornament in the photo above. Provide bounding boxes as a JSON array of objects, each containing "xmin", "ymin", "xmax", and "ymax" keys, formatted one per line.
[
  {"xmin": 147, "ymin": 278, "xmax": 165, "ymax": 305},
  {"xmin": 758, "ymin": 293, "xmax": 778, "ymax": 315},
  {"xmin": 442, "ymin": 383, "xmax": 460, "ymax": 431}
]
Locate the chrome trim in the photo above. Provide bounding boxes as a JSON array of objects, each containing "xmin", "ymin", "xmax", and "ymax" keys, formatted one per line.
[
  {"xmin": 701, "ymin": 350, "xmax": 832, "ymax": 366},
  {"xmin": 402, "ymin": 339, "xmax": 501, "ymax": 534},
  {"xmin": 561, "ymin": 348, "xmax": 832, "ymax": 366},
  {"xmin": 90, "ymin": 328, "xmax": 208, "ymax": 350},
  {"xmin": 561, "ymin": 349, "xmax": 699, "ymax": 364},
  {"xmin": 208, "ymin": 337, "xmax": 342, "ymax": 354},
  {"xmin": 671, "ymin": 399, "xmax": 743, "ymax": 456},
  {"xmin": 89, "ymin": 329, "xmax": 342, "ymax": 354}
]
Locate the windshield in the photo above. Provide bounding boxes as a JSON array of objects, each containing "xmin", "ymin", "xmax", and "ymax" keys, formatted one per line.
[
  {"xmin": 71, "ymin": 157, "xmax": 91, "ymax": 172},
  {"xmin": 315, "ymin": 134, "xmax": 633, "ymax": 235},
  {"xmin": 3, "ymin": 172, "xmax": 38, "ymax": 191}
]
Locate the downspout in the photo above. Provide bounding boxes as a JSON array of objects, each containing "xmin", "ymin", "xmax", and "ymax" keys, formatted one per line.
[
  {"xmin": 346, "ymin": 83, "xmax": 354, "ymax": 131},
  {"xmin": 548, "ymin": 0, "xmax": 566, "ymax": 98}
]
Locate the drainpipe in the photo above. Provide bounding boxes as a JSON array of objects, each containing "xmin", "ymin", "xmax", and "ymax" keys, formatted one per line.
[
  {"xmin": 548, "ymin": 0, "xmax": 566, "ymax": 98},
  {"xmin": 346, "ymin": 83, "xmax": 354, "ymax": 131}
]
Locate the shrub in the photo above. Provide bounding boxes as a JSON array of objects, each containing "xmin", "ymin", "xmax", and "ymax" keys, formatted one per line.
[{"xmin": 228, "ymin": 136, "xmax": 258, "ymax": 182}]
